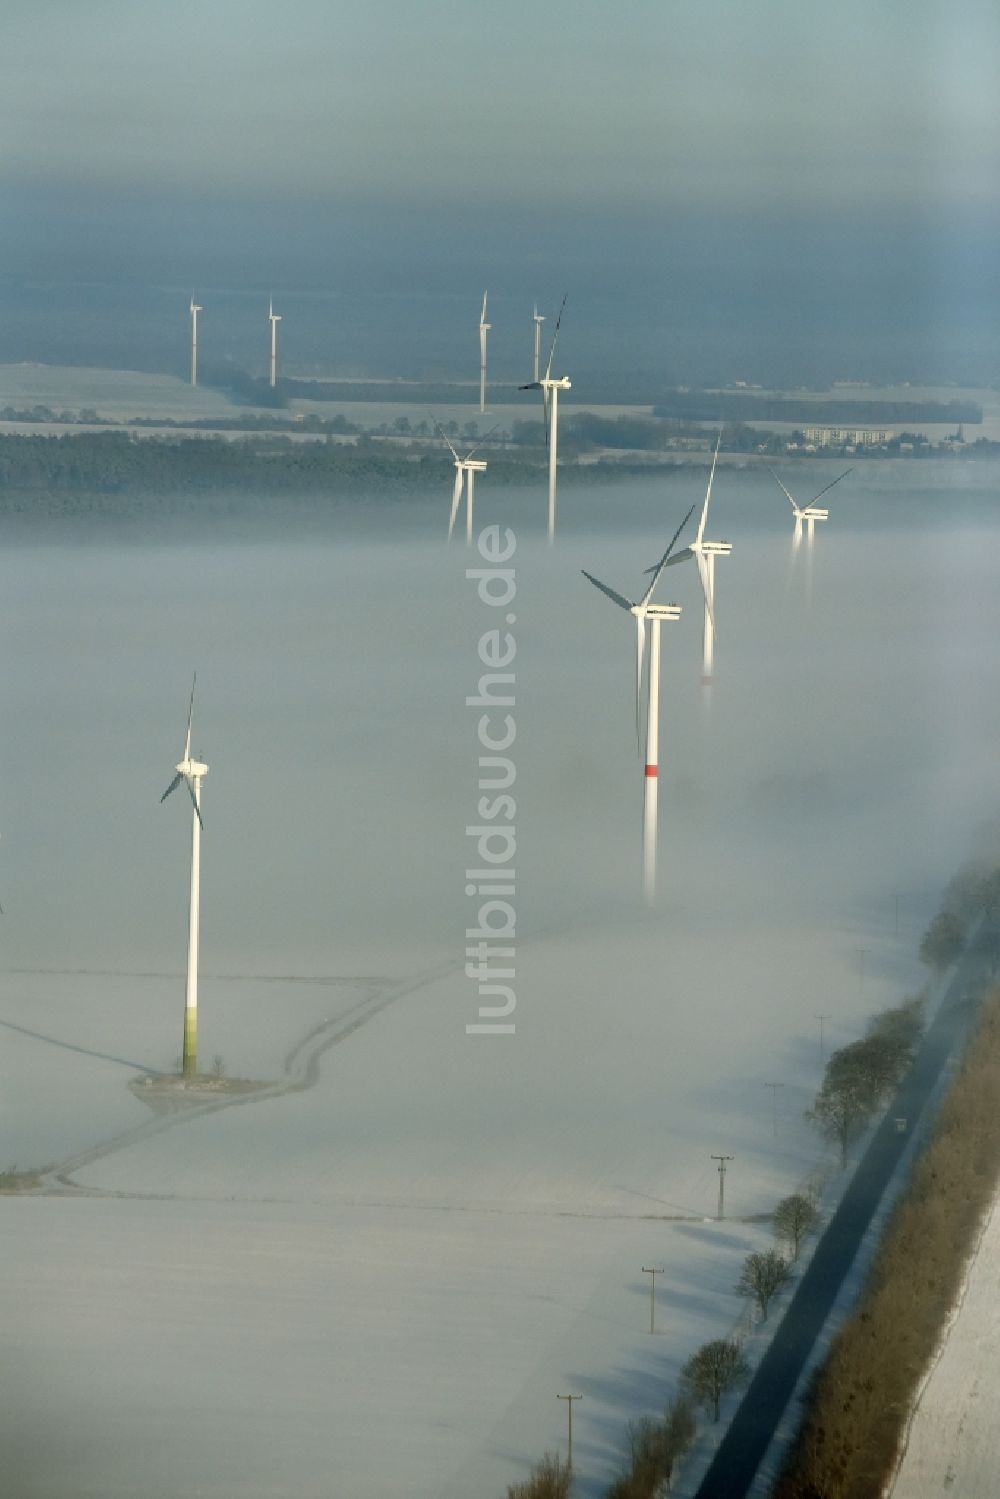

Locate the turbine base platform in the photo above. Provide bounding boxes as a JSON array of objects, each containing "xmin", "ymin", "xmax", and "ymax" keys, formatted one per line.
[{"xmin": 129, "ymin": 1073, "xmax": 270, "ymax": 1112}]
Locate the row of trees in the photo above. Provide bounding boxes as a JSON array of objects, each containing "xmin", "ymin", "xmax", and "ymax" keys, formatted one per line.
[
  {"xmin": 505, "ymin": 982, "xmax": 943, "ymax": 1498},
  {"xmin": 505, "ymin": 866, "xmax": 995, "ymax": 1498},
  {"xmin": 774, "ymin": 988, "xmax": 1000, "ymax": 1496},
  {"xmin": 807, "ymin": 997, "xmax": 924, "ymax": 1164},
  {"xmin": 505, "ymin": 1194, "xmax": 824, "ymax": 1498}
]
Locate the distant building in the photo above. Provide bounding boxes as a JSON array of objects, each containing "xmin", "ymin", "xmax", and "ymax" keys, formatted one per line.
[{"xmin": 803, "ymin": 426, "xmax": 891, "ymax": 447}]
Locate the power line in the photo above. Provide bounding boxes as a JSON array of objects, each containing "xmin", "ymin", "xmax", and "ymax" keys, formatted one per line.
[
  {"xmin": 557, "ymin": 1394, "xmax": 581, "ymax": 1469},
  {"xmin": 711, "ymin": 1155, "xmax": 734, "ymax": 1220},
  {"xmin": 641, "ymin": 1266, "xmax": 664, "ymax": 1334}
]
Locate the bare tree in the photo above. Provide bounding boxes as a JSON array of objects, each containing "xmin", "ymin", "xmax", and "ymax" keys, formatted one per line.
[
  {"xmin": 919, "ymin": 909, "xmax": 966, "ymax": 972},
  {"xmin": 605, "ymin": 1398, "xmax": 695, "ymax": 1499},
  {"xmin": 680, "ymin": 1339, "xmax": 750, "ymax": 1423},
  {"xmin": 737, "ymin": 1248, "xmax": 791, "ymax": 1320},
  {"xmin": 773, "ymin": 1193, "xmax": 819, "ymax": 1260},
  {"xmin": 505, "ymin": 1453, "xmax": 572, "ymax": 1499},
  {"xmin": 866, "ymin": 996, "xmax": 924, "ymax": 1061},
  {"xmin": 807, "ymin": 1037, "xmax": 891, "ymax": 1163}
]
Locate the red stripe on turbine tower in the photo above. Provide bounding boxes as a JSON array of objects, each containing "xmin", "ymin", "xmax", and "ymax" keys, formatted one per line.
[{"xmin": 645, "ymin": 764, "xmax": 658, "ymax": 777}]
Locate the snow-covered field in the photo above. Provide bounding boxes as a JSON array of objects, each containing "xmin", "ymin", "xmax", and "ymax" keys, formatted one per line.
[
  {"xmin": 0, "ymin": 364, "xmax": 263, "ymax": 421},
  {"xmin": 2, "ymin": 471, "xmax": 997, "ymax": 1496},
  {"xmin": 890, "ymin": 1196, "xmax": 1000, "ymax": 1498}
]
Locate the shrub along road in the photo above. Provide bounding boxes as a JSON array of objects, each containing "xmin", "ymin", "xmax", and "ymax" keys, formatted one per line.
[{"xmin": 692, "ymin": 928, "xmax": 993, "ymax": 1499}]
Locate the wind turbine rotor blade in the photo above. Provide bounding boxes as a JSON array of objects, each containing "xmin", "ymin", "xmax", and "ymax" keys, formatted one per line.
[
  {"xmin": 542, "ymin": 385, "xmax": 551, "ymax": 447},
  {"xmin": 644, "ymin": 545, "xmax": 694, "ymax": 576},
  {"xmin": 463, "ymin": 424, "xmax": 500, "ymax": 462},
  {"xmin": 766, "ymin": 466, "xmax": 799, "ymax": 512},
  {"xmin": 635, "ymin": 614, "xmax": 646, "ymax": 757},
  {"xmin": 543, "ymin": 294, "xmax": 567, "ymax": 381},
  {"xmin": 695, "ymin": 550, "xmax": 717, "ymax": 635},
  {"xmin": 183, "ymin": 673, "xmax": 196, "ymax": 761},
  {"xmin": 184, "ymin": 776, "xmax": 204, "ymax": 829},
  {"xmin": 160, "ymin": 772, "xmax": 183, "ymax": 804},
  {"xmin": 809, "ymin": 467, "xmax": 854, "ymax": 507},
  {"xmin": 481, "ymin": 290, "xmax": 488, "ymax": 324},
  {"xmin": 518, "ymin": 381, "xmax": 541, "ymax": 391},
  {"xmin": 641, "ymin": 502, "xmax": 697, "ymax": 600},
  {"xmin": 435, "ymin": 422, "xmax": 460, "ymax": 461},
  {"xmin": 580, "ymin": 570, "xmax": 634, "ymax": 612},
  {"xmin": 696, "ymin": 432, "xmax": 722, "ymax": 543},
  {"xmin": 448, "ymin": 470, "xmax": 463, "ymax": 540}
]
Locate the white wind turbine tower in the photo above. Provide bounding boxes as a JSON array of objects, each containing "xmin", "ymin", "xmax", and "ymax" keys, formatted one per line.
[
  {"xmin": 189, "ymin": 297, "xmax": 202, "ymax": 387},
  {"xmin": 479, "ymin": 291, "xmax": 491, "ymax": 414},
  {"xmin": 654, "ymin": 433, "xmax": 732, "ymax": 684},
  {"xmin": 767, "ymin": 465, "xmax": 853, "ymax": 552},
  {"xmin": 160, "ymin": 675, "xmax": 208, "ymax": 1078},
  {"xmin": 268, "ymin": 298, "xmax": 282, "ymax": 389},
  {"xmin": 532, "ymin": 304, "xmax": 545, "ymax": 382},
  {"xmin": 583, "ymin": 505, "xmax": 693, "ymax": 904},
  {"xmin": 520, "ymin": 294, "xmax": 570, "ymax": 542},
  {"xmin": 438, "ymin": 425, "xmax": 497, "ymax": 542}
]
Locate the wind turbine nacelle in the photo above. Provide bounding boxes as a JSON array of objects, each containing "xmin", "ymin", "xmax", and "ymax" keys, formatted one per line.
[
  {"xmin": 644, "ymin": 605, "xmax": 683, "ymax": 621},
  {"xmin": 465, "ymin": 460, "xmax": 488, "ymax": 473},
  {"xmin": 802, "ymin": 508, "xmax": 829, "ymax": 521},
  {"xmin": 702, "ymin": 540, "xmax": 732, "ymax": 555},
  {"xmin": 178, "ymin": 758, "xmax": 209, "ymax": 778}
]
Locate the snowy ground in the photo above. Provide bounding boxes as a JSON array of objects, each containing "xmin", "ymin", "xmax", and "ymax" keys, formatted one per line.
[
  {"xmin": 0, "ymin": 364, "xmax": 282, "ymax": 422},
  {"xmin": 2, "ymin": 472, "xmax": 997, "ymax": 1496},
  {"xmin": 889, "ymin": 1195, "xmax": 1000, "ymax": 1498}
]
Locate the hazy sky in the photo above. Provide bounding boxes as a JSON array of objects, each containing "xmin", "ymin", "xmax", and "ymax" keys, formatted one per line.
[
  {"xmin": 3, "ymin": 1, "xmax": 999, "ymax": 382},
  {"xmin": 6, "ymin": 0, "xmax": 999, "ymax": 211}
]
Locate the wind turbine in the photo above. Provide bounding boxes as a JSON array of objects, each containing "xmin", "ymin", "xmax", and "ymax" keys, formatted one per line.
[
  {"xmin": 582, "ymin": 505, "xmax": 693, "ymax": 904},
  {"xmin": 532, "ymin": 303, "xmax": 545, "ymax": 382},
  {"xmin": 189, "ymin": 297, "xmax": 202, "ymax": 387},
  {"xmin": 652, "ymin": 434, "xmax": 732, "ymax": 685},
  {"xmin": 520, "ymin": 294, "xmax": 570, "ymax": 543},
  {"xmin": 160, "ymin": 675, "xmax": 208, "ymax": 1079},
  {"xmin": 479, "ymin": 291, "xmax": 491, "ymax": 414},
  {"xmin": 438, "ymin": 425, "xmax": 497, "ymax": 542},
  {"xmin": 268, "ymin": 298, "xmax": 282, "ymax": 389},
  {"xmin": 767, "ymin": 466, "xmax": 852, "ymax": 551}
]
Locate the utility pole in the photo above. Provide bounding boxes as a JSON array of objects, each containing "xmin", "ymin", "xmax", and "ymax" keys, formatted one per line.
[
  {"xmin": 711, "ymin": 1155, "xmax": 733, "ymax": 1220},
  {"xmin": 641, "ymin": 1266, "xmax": 663, "ymax": 1334},
  {"xmin": 557, "ymin": 1394, "xmax": 581, "ymax": 1469},
  {"xmin": 763, "ymin": 1082, "xmax": 785, "ymax": 1138},
  {"xmin": 815, "ymin": 1013, "xmax": 830, "ymax": 1067}
]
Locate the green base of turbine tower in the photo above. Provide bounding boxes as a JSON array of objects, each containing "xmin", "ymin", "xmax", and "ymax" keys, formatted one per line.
[{"xmin": 182, "ymin": 1009, "xmax": 197, "ymax": 1078}]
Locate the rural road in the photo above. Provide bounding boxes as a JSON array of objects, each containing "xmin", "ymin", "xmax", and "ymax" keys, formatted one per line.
[{"xmin": 692, "ymin": 928, "xmax": 994, "ymax": 1499}]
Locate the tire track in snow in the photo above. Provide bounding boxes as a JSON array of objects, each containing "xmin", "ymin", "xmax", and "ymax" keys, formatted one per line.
[{"xmin": 33, "ymin": 960, "xmax": 460, "ymax": 1194}]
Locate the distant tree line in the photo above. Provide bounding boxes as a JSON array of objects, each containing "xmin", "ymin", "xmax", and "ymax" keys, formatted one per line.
[
  {"xmin": 0, "ymin": 431, "xmax": 723, "ymax": 517},
  {"xmin": 507, "ymin": 413, "xmax": 785, "ymax": 456},
  {"xmin": 651, "ymin": 393, "xmax": 982, "ymax": 426},
  {"xmin": 0, "ymin": 431, "xmax": 539, "ymax": 511}
]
